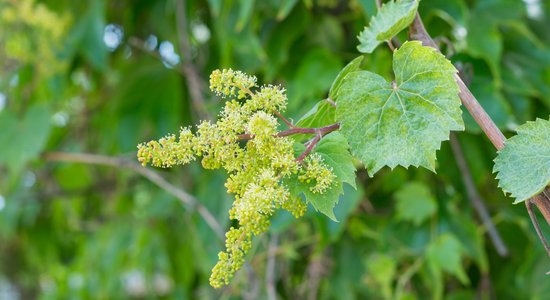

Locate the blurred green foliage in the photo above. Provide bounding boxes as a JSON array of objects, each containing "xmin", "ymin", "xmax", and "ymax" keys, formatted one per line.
[{"xmin": 0, "ymin": 0, "xmax": 550, "ymax": 299}]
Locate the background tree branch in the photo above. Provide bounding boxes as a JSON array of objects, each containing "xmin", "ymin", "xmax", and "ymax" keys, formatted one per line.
[{"xmin": 43, "ymin": 152, "xmax": 225, "ymax": 240}]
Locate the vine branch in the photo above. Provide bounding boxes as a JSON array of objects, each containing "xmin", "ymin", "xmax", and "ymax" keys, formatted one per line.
[
  {"xmin": 42, "ymin": 152, "xmax": 225, "ymax": 241},
  {"xmin": 175, "ymin": 0, "xmax": 212, "ymax": 121},
  {"xmin": 236, "ymin": 122, "xmax": 340, "ymax": 162},
  {"xmin": 450, "ymin": 134, "xmax": 508, "ymax": 256},
  {"xmin": 128, "ymin": 37, "xmax": 187, "ymax": 76},
  {"xmin": 237, "ymin": 123, "xmax": 340, "ymax": 141},
  {"xmin": 296, "ymin": 132, "xmax": 322, "ymax": 162},
  {"xmin": 266, "ymin": 234, "xmax": 279, "ymax": 300},
  {"xmin": 409, "ymin": 13, "xmax": 550, "ymax": 257},
  {"xmin": 274, "ymin": 110, "xmax": 295, "ymax": 128}
]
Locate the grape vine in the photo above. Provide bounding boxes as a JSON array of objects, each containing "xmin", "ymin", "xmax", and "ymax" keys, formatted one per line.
[{"xmin": 137, "ymin": 0, "xmax": 550, "ymax": 288}]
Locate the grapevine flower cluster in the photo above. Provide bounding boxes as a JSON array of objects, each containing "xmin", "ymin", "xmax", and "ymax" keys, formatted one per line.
[{"xmin": 137, "ymin": 69, "xmax": 336, "ymax": 288}]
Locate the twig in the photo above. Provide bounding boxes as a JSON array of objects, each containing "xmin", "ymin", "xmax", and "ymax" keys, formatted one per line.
[
  {"xmin": 450, "ymin": 134, "xmax": 508, "ymax": 256},
  {"xmin": 175, "ymin": 0, "xmax": 212, "ymax": 121},
  {"xmin": 266, "ymin": 234, "xmax": 279, "ymax": 300},
  {"xmin": 325, "ymin": 98, "xmax": 336, "ymax": 108},
  {"xmin": 237, "ymin": 123, "xmax": 340, "ymax": 141},
  {"xmin": 478, "ymin": 273, "xmax": 492, "ymax": 299},
  {"xmin": 127, "ymin": 37, "xmax": 187, "ymax": 76},
  {"xmin": 409, "ymin": 12, "xmax": 550, "ymax": 252},
  {"xmin": 243, "ymin": 263, "xmax": 260, "ymax": 300},
  {"xmin": 386, "ymin": 40, "xmax": 396, "ymax": 52},
  {"xmin": 409, "ymin": 14, "xmax": 505, "ymax": 150},
  {"xmin": 302, "ymin": 250, "xmax": 329, "ymax": 300},
  {"xmin": 42, "ymin": 152, "xmax": 225, "ymax": 240},
  {"xmin": 274, "ymin": 110, "xmax": 295, "ymax": 128},
  {"xmin": 296, "ymin": 132, "xmax": 321, "ymax": 162},
  {"xmin": 525, "ymin": 200, "xmax": 550, "ymax": 258},
  {"xmin": 394, "ymin": 257, "xmax": 424, "ymax": 300},
  {"xmin": 278, "ymin": 123, "xmax": 340, "ymax": 138}
]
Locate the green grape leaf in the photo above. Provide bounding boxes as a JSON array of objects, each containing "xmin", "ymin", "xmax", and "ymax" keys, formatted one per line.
[
  {"xmin": 426, "ymin": 233, "xmax": 469, "ymax": 284},
  {"xmin": 493, "ymin": 117, "xmax": 550, "ymax": 203},
  {"xmin": 357, "ymin": 0, "xmax": 419, "ymax": 53},
  {"xmin": 329, "ymin": 56, "xmax": 365, "ymax": 99},
  {"xmin": 295, "ymin": 101, "xmax": 335, "ymax": 129},
  {"xmin": 288, "ymin": 132, "xmax": 356, "ymax": 221},
  {"xmin": 336, "ymin": 41, "xmax": 464, "ymax": 176},
  {"xmin": 395, "ymin": 182, "xmax": 437, "ymax": 226}
]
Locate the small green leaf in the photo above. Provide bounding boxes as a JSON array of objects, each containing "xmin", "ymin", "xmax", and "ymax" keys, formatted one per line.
[
  {"xmin": 315, "ymin": 132, "xmax": 357, "ymax": 189},
  {"xmin": 288, "ymin": 132, "xmax": 356, "ymax": 221},
  {"xmin": 295, "ymin": 101, "xmax": 335, "ymax": 129},
  {"xmin": 329, "ymin": 56, "xmax": 365, "ymax": 99},
  {"xmin": 426, "ymin": 233, "xmax": 468, "ymax": 284},
  {"xmin": 293, "ymin": 100, "xmax": 335, "ymax": 142},
  {"xmin": 395, "ymin": 182, "xmax": 437, "ymax": 226},
  {"xmin": 494, "ymin": 117, "xmax": 550, "ymax": 203},
  {"xmin": 357, "ymin": 0, "xmax": 419, "ymax": 53},
  {"xmin": 336, "ymin": 41, "xmax": 464, "ymax": 176}
]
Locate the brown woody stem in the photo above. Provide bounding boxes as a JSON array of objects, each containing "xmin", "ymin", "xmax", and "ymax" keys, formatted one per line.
[
  {"xmin": 274, "ymin": 110, "xmax": 295, "ymax": 128},
  {"xmin": 296, "ymin": 132, "xmax": 322, "ymax": 162},
  {"xmin": 237, "ymin": 123, "xmax": 340, "ymax": 141}
]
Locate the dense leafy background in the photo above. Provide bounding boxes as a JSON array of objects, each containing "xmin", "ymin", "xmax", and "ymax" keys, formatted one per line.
[{"xmin": 1, "ymin": 0, "xmax": 550, "ymax": 299}]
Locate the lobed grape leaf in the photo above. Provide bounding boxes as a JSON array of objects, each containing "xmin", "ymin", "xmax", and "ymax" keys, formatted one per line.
[
  {"xmin": 357, "ymin": 0, "xmax": 419, "ymax": 54},
  {"xmin": 288, "ymin": 132, "xmax": 356, "ymax": 221},
  {"xmin": 493, "ymin": 117, "xmax": 550, "ymax": 203},
  {"xmin": 335, "ymin": 41, "xmax": 464, "ymax": 176}
]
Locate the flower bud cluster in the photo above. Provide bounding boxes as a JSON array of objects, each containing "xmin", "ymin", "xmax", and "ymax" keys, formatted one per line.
[
  {"xmin": 209, "ymin": 68, "xmax": 257, "ymax": 99},
  {"xmin": 137, "ymin": 69, "xmax": 336, "ymax": 288},
  {"xmin": 299, "ymin": 153, "xmax": 336, "ymax": 194},
  {"xmin": 243, "ymin": 85, "xmax": 287, "ymax": 112},
  {"xmin": 137, "ymin": 128, "xmax": 195, "ymax": 168}
]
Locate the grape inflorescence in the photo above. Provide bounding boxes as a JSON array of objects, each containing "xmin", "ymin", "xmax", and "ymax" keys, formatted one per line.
[{"xmin": 137, "ymin": 69, "xmax": 336, "ymax": 287}]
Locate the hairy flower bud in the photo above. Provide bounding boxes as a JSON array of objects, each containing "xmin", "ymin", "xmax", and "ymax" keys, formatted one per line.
[{"xmin": 299, "ymin": 153, "xmax": 336, "ymax": 194}]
